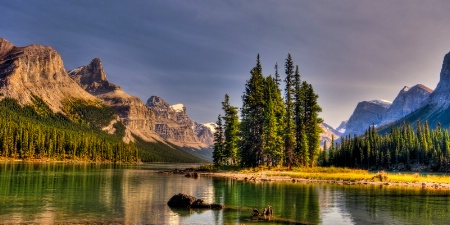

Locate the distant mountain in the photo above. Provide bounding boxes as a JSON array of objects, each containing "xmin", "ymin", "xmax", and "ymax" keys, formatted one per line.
[
  {"xmin": 194, "ymin": 122, "xmax": 216, "ymax": 147},
  {"xmin": 380, "ymin": 84, "xmax": 432, "ymax": 126},
  {"xmin": 342, "ymin": 100, "xmax": 391, "ymax": 136},
  {"xmin": 146, "ymin": 96, "xmax": 209, "ymax": 149},
  {"xmin": 336, "ymin": 120, "xmax": 348, "ymax": 135},
  {"xmin": 320, "ymin": 123, "xmax": 341, "ymax": 146},
  {"xmin": 379, "ymin": 51, "xmax": 450, "ymax": 131},
  {"xmin": 340, "ymin": 83, "xmax": 432, "ymax": 137}
]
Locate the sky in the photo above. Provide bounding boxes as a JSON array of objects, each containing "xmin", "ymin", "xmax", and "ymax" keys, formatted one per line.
[{"xmin": 1, "ymin": 0, "xmax": 450, "ymax": 128}]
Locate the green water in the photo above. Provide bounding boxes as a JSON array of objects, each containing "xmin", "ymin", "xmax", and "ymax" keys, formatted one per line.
[{"xmin": 1, "ymin": 162, "xmax": 450, "ymax": 224}]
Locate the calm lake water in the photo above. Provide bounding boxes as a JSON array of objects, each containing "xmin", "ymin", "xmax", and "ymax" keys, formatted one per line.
[{"xmin": 1, "ymin": 162, "xmax": 450, "ymax": 224}]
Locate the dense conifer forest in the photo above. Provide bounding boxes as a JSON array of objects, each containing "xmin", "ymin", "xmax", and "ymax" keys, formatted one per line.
[
  {"xmin": 320, "ymin": 122, "xmax": 450, "ymax": 172},
  {"xmin": 0, "ymin": 97, "xmax": 206, "ymax": 163}
]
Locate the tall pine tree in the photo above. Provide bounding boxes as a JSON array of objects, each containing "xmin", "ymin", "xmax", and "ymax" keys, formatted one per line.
[
  {"xmin": 240, "ymin": 54, "xmax": 266, "ymax": 167},
  {"xmin": 284, "ymin": 54, "xmax": 295, "ymax": 169},
  {"xmin": 222, "ymin": 94, "xmax": 239, "ymax": 165},
  {"xmin": 213, "ymin": 115, "xmax": 225, "ymax": 166}
]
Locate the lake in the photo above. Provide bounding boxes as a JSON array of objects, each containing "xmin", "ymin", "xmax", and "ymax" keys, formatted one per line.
[{"xmin": 1, "ymin": 162, "xmax": 450, "ymax": 224}]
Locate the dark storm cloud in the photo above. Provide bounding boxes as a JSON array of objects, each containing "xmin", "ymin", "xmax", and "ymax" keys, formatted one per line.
[{"xmin": 1, "ymin": 0, "xmax": 450, "ymax": 127}]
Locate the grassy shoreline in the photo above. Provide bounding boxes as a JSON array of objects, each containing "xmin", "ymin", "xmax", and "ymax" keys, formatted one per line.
[{"xmin": 194, "ymin": 166, "xmax": 450, "ymax": 190}]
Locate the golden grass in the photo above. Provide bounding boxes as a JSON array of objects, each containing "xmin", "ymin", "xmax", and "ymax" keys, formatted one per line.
[{"xmin": 199, "ymin": 165, "xmax": 450, "ymax": 184}]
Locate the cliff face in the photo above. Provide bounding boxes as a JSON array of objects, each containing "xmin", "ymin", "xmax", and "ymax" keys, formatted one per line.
[
  {"xmin": 0, "ymin": 38, "xmax": 97, "ymax": 111},
  {"xmin": 194, "ymin": 122, "xmax": 216, "ymax": 147},
  {"xmin": 146, "ymin": 96, "xmax": 208, "ymax": 148},
  {"xmin": 68, "ymin": 58, "xmax": 161, "ymax": 143},
  {"xmin": 380, "ymin": 84, "xmax": 432, "ymax": 126},
  {"xmin": 430, "ymin": 52, "xmax": 450, "ymax": 106},
  {"xmin": 343, "ymin": 100, "xmax": 391, "ymax": 136}
]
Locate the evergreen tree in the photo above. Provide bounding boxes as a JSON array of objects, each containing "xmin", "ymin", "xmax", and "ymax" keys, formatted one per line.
[
  {"xmin": 263, "ymin": 76, "xmax": 285, "ymax": 167},
  {"xmin": 240, "ymin": 54, "xmax": 266, "ymax": 167},
  {"xmin": 303, "ymin": 83, "xmax": 323, "ymax": 167},
  {"xmin": 293, "ymin": 65, "xmax": 308, "ymax": 166},
  {"xmin": 222, "ymin": 94, "xmax": 239, "ymax": 165},
  {"xmin": 213, "ymin": 115, "xmax": 225, "ymax": 166},
  {"xmin": 284, "ymin": 54, "xmax": 295, "ymax": 169}
]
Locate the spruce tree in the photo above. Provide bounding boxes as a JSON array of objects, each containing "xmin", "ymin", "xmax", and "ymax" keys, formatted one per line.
[
  {"xmin": 213, "ymin": 115, "xmax": 225, "ymax": 166},
  {"xmin": 222, "ymin": 94, "xmax": 239, "ymax": 165},
  {"xmin": 304, "ymin": 83, "xmax": 323, "ymax": 167},
  {"xmin": 294, "ymin": 65, "xmax": 308, "ymax": 166},
  {"xmin": 284, "ymin": 54, "xmax": 295, "ymax": 169},
  {"xmin": 240, "ymin": 54, "xmax": 266, "ymax": 167},
  {"xmin": 263, "ymin": 76, "xmax": 285, "ymax": 167}
]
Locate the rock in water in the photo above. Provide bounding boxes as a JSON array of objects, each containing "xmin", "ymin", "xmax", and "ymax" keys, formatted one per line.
[
  {"xmin": 167, "ymin": 193, "xmax": 197, "ymax": 208},
  {"xmin": 167, "ymin": 193, "xmax": 223, "ymax": 209}
]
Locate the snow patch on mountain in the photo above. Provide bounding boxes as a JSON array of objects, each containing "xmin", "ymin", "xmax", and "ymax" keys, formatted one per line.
[
  {"xmin": 202, "ymin": 122, "xmax": 217, "ymax": 133},
  {"xmin": 170, "ymin": 104, "xmax": 185, "ymax": 112},
  {"xmin": 368, "ymin": 99, "xmax": 392, "ymax": 108}
]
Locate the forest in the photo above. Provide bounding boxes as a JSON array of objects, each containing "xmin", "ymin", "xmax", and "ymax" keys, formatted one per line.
[
  {"xmin": 0, "ymin": 96, "xmax": 206, "ymax": 163},
  {"xmin": 0, "ymin": 97, "xmax": 137, "ymax": 162},
  {"xmin": 320, "ymin": 122, "xmax": 450, "ymax": 172},
  {"xmin": 213, "ymin": 54, "xmax": 323, "ymax": 168}
]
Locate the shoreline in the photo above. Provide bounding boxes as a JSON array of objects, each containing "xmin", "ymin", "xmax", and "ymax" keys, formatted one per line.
[{"xmin": 196, "ymin": 170, "xmax": 450, "ymax": 190}]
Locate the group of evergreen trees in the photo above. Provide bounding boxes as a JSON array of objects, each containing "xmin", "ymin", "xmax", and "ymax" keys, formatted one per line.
[
  {"xmin": 320, "ymin": 122, "xmax": 450, "ymax": 171},
  {"xmin": 0, "ymin": 98, "xmax": 138, "ymax": 162},
  {"xmin": 213, "ymin": 54, "xmax": 323, "ymax": 168}
]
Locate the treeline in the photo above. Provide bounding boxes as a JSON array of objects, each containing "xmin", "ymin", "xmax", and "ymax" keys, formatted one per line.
[
  {"xmin": 213, "ymin": 54, "xmax": 323, "ymax": 168},
  {"xmin": 0, "ymin": 98, "xmax": 138, "ymax": 162},
  {"xmin": 320, "ymin": 121, "xmax": 450, "ymax": 172}
]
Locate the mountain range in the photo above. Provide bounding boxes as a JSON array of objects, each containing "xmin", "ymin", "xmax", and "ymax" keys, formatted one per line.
[
  {"xmin": 0, "ymin": 37, "xmax": 214, "ymax": 162},
  {"xmin": 338, "ymin": 51, "xmax": 450, "ymax": 137},
  {"xmin": 6, "ymin": 37, "xmax": 449, "ymax": 159}
]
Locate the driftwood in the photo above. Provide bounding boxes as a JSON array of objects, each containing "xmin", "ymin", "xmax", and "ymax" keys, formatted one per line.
[
  {"xmin": 167, "ymin": 193, "xmax": 223, "ymax": 209},
  {"xmin": 252, "ymin": 205, "xmax": 273, "ymax": 220}
]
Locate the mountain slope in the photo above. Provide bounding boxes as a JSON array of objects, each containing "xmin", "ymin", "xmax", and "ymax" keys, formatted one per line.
[
  {"xmin": 380, "ymin": 84, "xmax": 432, "ymax": 126},
  {"xmin": 343, "ymin": 100, "xmax": 391, "ymax": 136},
  {"xmin": 146, "ymin": 96, "xmax": 208, "ymax": 149},
  {"xmin": 378, "ymin": 52, "xmax": 450, "ymax": 132},
  {"xmin": 68, "ymin": 58, "xmax": 163, "ymax": 143},
  {"xmin": 0, "ymin": 38, "xmax": 97, "ymax": 111}
]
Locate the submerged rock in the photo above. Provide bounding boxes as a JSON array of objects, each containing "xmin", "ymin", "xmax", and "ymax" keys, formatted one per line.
[{"xmin": 167, "ymin": 193, "xmax": 223, "ymax": 209}]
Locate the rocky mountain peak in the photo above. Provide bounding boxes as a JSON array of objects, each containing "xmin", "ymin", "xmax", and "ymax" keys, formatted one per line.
[
  {"xmin": 147, "ymin": 96, "xmax": 170, "ymax": 108},
  {"xmin": 68, "ymin": 58, "xmax": 119, "ymax": 94},
  {"xmin": 146, "ymin": 96, "xmax": 208, "ymax": 148},
  {"xmin": 342, "ymin": 100, "xmax": 390, "ymax": 136},
  {"xmin": 430, "ymin": 51, "xmax": 450, "ymax": 105},
  {"xmin": 0, "ymin": 38, "xmax": 14, "ymax": 59},
  {"xmin": 336, "ymin": 120, "xmax": 348, "ymax": 135},
  {"xmin": 88, "ymin": 58, "xmax": 106, "ymax": 82},
  {"xmin": 380, "ymin": 84, "xmax": 432, "ymax": 126},
  {"xmin": 0, "ymin": 38, "xmax": 96, "ymax": 111}
]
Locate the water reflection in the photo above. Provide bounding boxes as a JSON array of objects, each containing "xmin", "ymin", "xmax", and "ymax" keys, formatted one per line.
[{"xmin": 1, "ymin": 163, "xmax": 450, "ymax": 224}]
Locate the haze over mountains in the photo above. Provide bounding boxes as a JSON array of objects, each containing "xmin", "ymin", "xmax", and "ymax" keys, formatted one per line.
[{"xmin": 338, "ymin": 51, "xmax": 450, "ymax": 138}]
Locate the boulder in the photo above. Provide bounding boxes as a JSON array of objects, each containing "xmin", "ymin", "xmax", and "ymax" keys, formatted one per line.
[
  {"xmin": 167, "ymin": 193, "xmax": 197, "ymax": 208},
  {"xmin": 167, "ymin": 193, "xmax": 223, "ymax": 209}
]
